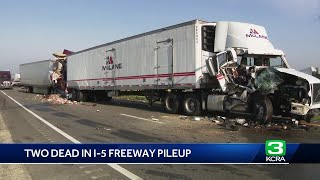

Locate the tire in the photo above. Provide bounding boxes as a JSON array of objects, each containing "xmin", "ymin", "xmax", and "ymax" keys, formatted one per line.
[
  {"xmin": 253, "ymin": 96, "xmax": 273, "ymax": 123},
  {"xmin": 71, "ymin": 89, "xmax": 77, "ymax": 101},
  {"xmin": 182, "ymin": 94, "xmax": 202, "ymax": 116},
  {"xmin": 77, "ymin": 90, "xmax": 88, "ymax": 102},
  {"xmin": 162, "ymin": 93, "xmax": 180, "ymax": 114},
  {"xmin": 104, "ymin": 96, "xmax": 112, "ymax": 102},
  {"xmin": 29, "ymin": 86, "xmax": 33, "ymax": 93},
  {"xmin": 25, "ymin": 86, "xmax": 29, "ymax": 93},
  {"xmin": 25, "ymin": 86, "xmax": 33, "ymax": 93}
]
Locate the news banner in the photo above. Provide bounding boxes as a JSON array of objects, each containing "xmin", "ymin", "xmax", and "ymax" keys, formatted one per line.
[{"xmin": 0, "ymin": 140, "xmax": 319, "ymax": 164}]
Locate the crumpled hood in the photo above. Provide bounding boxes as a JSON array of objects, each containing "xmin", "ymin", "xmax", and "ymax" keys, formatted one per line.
[{"xmin": 276, "ymin": 68, "xmax": 320, "ymax": 84}]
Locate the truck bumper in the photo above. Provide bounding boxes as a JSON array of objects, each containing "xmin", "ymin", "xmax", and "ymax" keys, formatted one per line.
[{"xmin": 290, "ymin": 102, "xmax": 311, "ymax": 116}]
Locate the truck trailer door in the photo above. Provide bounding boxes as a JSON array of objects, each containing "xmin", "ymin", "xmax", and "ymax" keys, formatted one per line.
[
  {"xmin": 155, "ymin": 39, "xmax": 173, "ymax": 86},
  {"xmin": 105, "ymin": 48, "xmax": 116, "ymax": 88}
]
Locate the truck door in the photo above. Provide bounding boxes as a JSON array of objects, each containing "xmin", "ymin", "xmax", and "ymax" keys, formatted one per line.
[
  {"xmin": 105, "ymin": 48, "xmax": 116, "ymax": 88},
  {"xmin": 206, "ymin": 48, "xmax": 237, "ymax": 75},
  {"xmin": 205, "ymin": 48, "xmax": 237, "ymax": 92},
  {"xmin": 155, "ymin": 39, "xmax": 173, "ymax": 86}
]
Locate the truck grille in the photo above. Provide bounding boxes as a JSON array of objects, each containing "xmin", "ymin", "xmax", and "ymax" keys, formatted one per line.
[{"xmin": 313, "ymin": 84, "xmax": 320, "ymax": 104}]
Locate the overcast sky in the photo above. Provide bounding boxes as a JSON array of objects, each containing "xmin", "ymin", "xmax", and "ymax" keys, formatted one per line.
[{"xmin": 0, "ymin": 0, "xmax": 319, "ymax": 73}]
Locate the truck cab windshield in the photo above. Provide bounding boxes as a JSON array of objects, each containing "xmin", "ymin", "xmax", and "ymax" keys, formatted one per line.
[{"xmin": 239, "ymin": 55, "xmax": 287, "ymax": 68}]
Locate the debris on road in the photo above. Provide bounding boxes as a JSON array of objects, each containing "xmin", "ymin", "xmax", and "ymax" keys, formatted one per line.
[
  {"xmin": 235, "ymin": 118, "xmax": 246, "ymax": 125},
  {"xmin": 193, "ymin": 117, "xmax": 201, "ymax": 121},
  {"xmin": 208, "ymin": 115, "xmax": 311, "ymax": 131},
  {"xmin": 41, "ymin": 94, "xmax": 78, "ymax": 105},
  {"xmin": 96, "ymin": 110, "xmax": 100, "ymax": 112},
  {"xmin": 179, "ymin": 116, "xmax": 188, "ymax": 120},
  {"xmin": 151, "ymin": 118, "xmax": 159, "ymax": 121},
  {"xmin": 95, "ymin": 127, "xmax": 111, "ymax": 131},
  {"xmin": 179, "ymin": 115, "xmax": 204, "ymax": 121}
]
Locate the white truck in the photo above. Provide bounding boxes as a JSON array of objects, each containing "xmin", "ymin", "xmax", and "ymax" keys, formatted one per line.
[
  {"xmin": 20, "ymin": 60, "xmax": 55, "ymax": 94},
  {"xmin": 11, "ymin": 73, "xmax": 21, "ymax": 87},
  {"xmin": 50, "ymin": 19, "xmax": 320, "ymax": 122}
]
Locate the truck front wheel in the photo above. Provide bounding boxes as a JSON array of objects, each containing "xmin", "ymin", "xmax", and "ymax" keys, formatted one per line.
[
  {"xmin": 162, "ymin": 93, "xmax": 180, "ymax": 114},
  {"xmin": 253, "ymin": 96, "xmax": 273, "ymax": 123},
  {"xmin": 182, "ymin": 94, "xmax": 202, "ymax": 116}
]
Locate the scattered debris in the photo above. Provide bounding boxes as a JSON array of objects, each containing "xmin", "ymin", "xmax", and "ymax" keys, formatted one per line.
[
  {"xmin": 242, "ymin": 123, "xmax": 249, "ymax": 127},
  {"xmin": 41, "ymin": 94, "xmax": 78, "ymax": 105},
  {"xmin": 209, "ymin": 115, "xmax": 311, "ymax": 131},
  {"xmin": 96, "ymin": 110, "xmax": 100, "ymax": 112},
  {"xmin": 217, "ymin": 116, "xmax": 227, "ymax": 120},
  {"xmin": 95, "ymin": 127, "xmax": 111, "ymax": 131},
  {"xmin": 179, "ymin": 116, "xmax": 188, "ymax": 120},
  {"xmin": 235, "ymin": 118, "xmax": 246, "ymax": 125},
  {"xmin": 193, "ymin": 117, "xmax": 201, "ymax": 121},
  {"xmin": 211, "ymin": 119, "xmax": 224, "ymax": 125},
  {"xmin": 292, "ymin": 119, "xmax": 299, "ymax": 126}
]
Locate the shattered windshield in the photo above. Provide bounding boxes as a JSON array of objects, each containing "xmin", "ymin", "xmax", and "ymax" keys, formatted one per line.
[{"xmin": 239, "ymin": 55, "xmax": 287, "ymax": 68}]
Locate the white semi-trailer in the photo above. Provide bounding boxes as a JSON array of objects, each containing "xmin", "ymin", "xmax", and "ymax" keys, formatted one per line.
[
  {"xmin": 51, "ymin": 19, "xmax": 320, "ymax": 122},
  {"xmin": 20, "ymin": 60, "xmax": 55, "ymax": 94}
]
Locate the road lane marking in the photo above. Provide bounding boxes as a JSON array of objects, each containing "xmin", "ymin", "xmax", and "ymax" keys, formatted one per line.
[
  {"xmin": 84, "ymin": 168, "xmax": 103, "ymax": 174},
  {"xmin": 79, "ymin": 164, "xmax": 96, "ymax": 169},
  {"xmin": 120, "ymin": 114, "xmax": 165, "ymax": 124},
  {"xmin": 91, "ymin": 173, "xmax": 111, "ymax": 179},
  {"xmin": 0, "ymin": 90, "xmax": 143, "ymax": 180}
]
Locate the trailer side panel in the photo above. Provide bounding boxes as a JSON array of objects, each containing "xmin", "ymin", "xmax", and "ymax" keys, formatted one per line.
[{"xmin": 67, "ymin": 22, "xmax": 198, "ymax": 90}]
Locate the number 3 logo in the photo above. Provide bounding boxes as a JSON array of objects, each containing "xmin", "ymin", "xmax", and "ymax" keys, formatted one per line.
[{"xmin": 265, "ymin": 140, "xmax": 286, "ymax": 156}]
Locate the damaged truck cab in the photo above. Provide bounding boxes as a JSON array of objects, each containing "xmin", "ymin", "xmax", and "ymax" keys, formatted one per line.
[{"xmin": 205, "ymin": 22, "xmax": 320, "ymax": 122}]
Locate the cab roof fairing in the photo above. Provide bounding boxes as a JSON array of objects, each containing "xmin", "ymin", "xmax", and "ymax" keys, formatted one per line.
[{"xmin": 214, "ymin": 21, "xmax": 283, "ymax": 56}]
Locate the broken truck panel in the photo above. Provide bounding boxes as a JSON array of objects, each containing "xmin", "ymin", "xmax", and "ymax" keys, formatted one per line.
[{"xmin": 206, "ymin": 50, "xmax": 320, "ymax": 122}]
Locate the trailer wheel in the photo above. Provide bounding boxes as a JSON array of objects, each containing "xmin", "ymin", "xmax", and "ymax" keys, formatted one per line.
[
  {"xmin": 104, "ymin": 96, "xmax": 112, "ymax": 102},
  {"xmin": 182, "ymin": 94, "xmax": 202, "ymax": 116},
  {"xmin": 162, "ymin": 93, "xmax": 180, "ymax": 114},
  {"xmin": 77, "ymin": 90, "xmax": 88, "ymax": 102},
  {"xmin": 25, "ymin": 86, "xmax": 33, "ymax": 93},
  {"xmin": 253, "ymin": 96, "xmax": 273, "ymax": 123},
  {"xmin": 24, "ymin": 86, "xmax": 29, "ymax": 93},
  {"xmin": 71, "ymin": 89, "xmax": 77, "ymax": 101}
]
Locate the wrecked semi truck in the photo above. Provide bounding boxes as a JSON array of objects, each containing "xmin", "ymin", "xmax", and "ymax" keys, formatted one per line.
[
  {"xmin": 20, "ymin": 60, "xmax": 55, "ymax": 94},
  {"xmin": 52, "ymin": 20, "xmax": 320, "ymax": 122}
]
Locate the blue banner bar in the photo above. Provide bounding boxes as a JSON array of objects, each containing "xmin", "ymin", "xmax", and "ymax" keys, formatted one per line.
[{"xmin": 0, "ymin": 143, "xmax": 317, "ymax": 164}]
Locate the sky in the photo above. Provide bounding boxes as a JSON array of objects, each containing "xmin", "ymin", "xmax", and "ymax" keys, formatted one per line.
[{"xmin": 0, "ymin": 0, "xmax": 319, "ymax": 73}]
